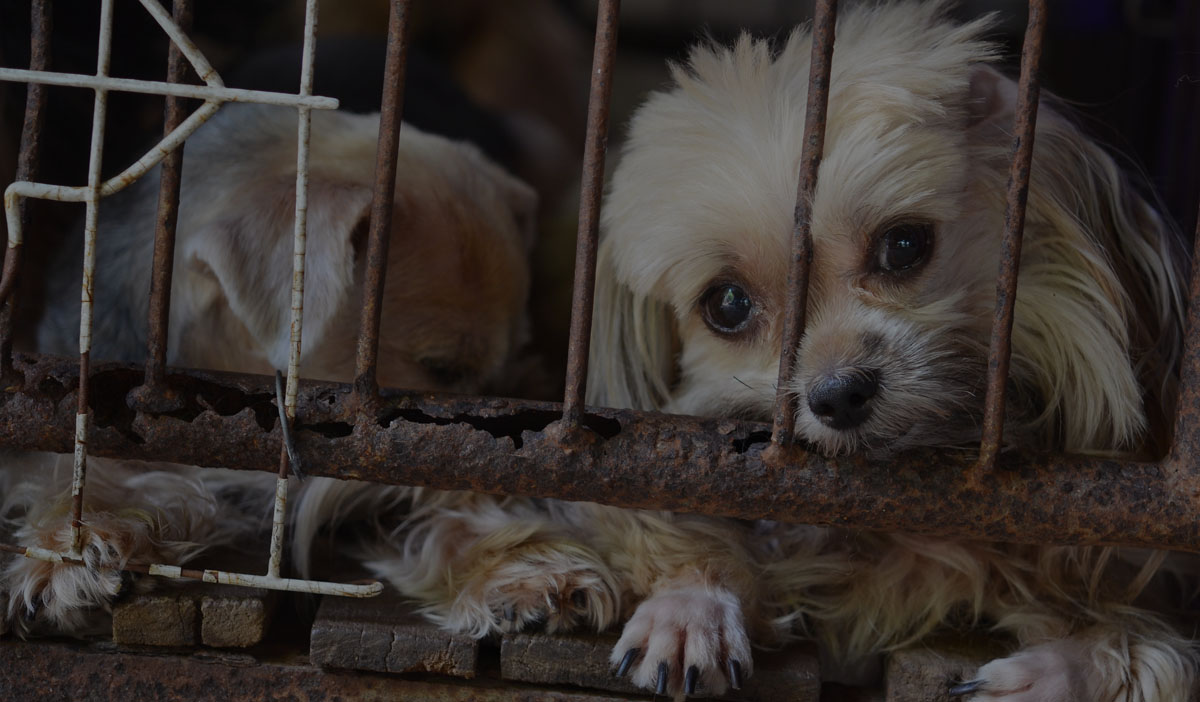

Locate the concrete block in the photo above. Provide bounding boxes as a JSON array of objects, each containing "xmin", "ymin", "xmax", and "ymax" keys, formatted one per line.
[
  {"xmin": 310, "ymin": 591, "xmax": 478, "ymax": 678},
  {"xmin": 501, "ymin": 631, "xmax": 821, "ymax": 701},
  {"xmin": 200, "ymin": 589, "xmax": 271, "ymax": 648},
  {"xmin": 112, "ymin": 593, "xmax": 197, "ymax": 647},
  {"xmin": 885, "ymin": 634, "xmax": 1009, "ymax": 702}
]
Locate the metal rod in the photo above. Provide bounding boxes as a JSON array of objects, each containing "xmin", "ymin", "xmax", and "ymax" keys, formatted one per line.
[
  {"xmin": 0, "ymin": 0, "xmax": 51, "ymax": 377},
  {"xmin": 70, "ymin": 0, "xmax": 117, "ymax": 556},
  {"xmin": 353, "ymin": 0, "xmax": 414, "ymax": 402},
  {"xmin": 975, "ymin": 0, "xmax": 1047, "ymax": 470},
  {"xmin": 1168, "ymin": 189, "xmax": 1200, "ymax": 466},
  {"xmin": 0, "ymin": 68, "xmax": 337, "ymax": 109},
  {"xmin": 769, "ymin": 0, "xmax": 838, "ymax": 447},
  {"xmin": 0, "ymin": 542, "xmax": 381, "ymax": 597},
  {"xmin": 137, "ymin": 0, "xmax": 192, "ymax": 409},
  {"xmin": 1, "ymin": 354, "xmax": 1195, "ymax": 552},
  {"xmin": 267, "ymin": 0, "xmax": 320, "ymax": 580},
  {"xmin": 561, "ymin": 0, "xmax": 621, "ymax": 427}
]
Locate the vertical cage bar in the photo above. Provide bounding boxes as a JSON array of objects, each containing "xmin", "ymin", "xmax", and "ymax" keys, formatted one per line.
[
  {"xmin": 770, "ymin": 0, "xmax": 838, "ymax": 447},
  {"xmin": 353, "ymin": 0, "xmax": 414, "ymax": 402},
  {"xmin": 136, "ymin": 0, "xmax": 192, "ymax": 411},
  {"xmin": 561, "ymin": 0, "xmax": 621, "ymax": 426},
  {"xmin": 268, "ymin": 0, "xmax": 320, "ymax": 580},
  {"xmin": 71, "ymin": 0, "xmax": 117, "ymax": 554},
  {"xmin": 1168, "ymin": 199, "xmax": 1200, "ymax": 464},
  {"xmin": 974, "ymin": 0, "xmax": 1047, "ymax": 471},
  {"xmin": 0, "ymin": 0, "xmax": 51, "ymax": 379}
]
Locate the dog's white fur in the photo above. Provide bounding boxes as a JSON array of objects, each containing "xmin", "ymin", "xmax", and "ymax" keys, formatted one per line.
[{"xmin": 588, "ymin": 2, "xmax": 1196, "ymax": 700}]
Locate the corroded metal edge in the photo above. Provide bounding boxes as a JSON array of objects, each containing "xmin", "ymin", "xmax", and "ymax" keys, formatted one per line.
[{"xmin": 3, "ymin": 352, "xmax": 1196, "ymax": 552}]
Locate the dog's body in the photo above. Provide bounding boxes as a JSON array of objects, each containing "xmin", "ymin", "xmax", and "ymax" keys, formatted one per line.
[
  {"xmin": 1, "ymin": 102, "xmax": 540, "ymax": 634},
  {"xmin": 589, "ymin": 2, "xmax": 1196, "ymax": 700}
]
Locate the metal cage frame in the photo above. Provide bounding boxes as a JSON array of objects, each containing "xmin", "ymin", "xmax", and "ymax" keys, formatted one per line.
[{"xmin": 0, "ymin": 0, "xmax": 1197, "ymax": 608}]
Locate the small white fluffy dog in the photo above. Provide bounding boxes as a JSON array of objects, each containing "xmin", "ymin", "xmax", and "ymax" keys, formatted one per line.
[
  {"xmin": 587, "ymin": 2, "xmax": 1197, "ymax": 701},
  {"xmin": 1, "ymin": 102, "xmax": 538, "ymax": 635}
]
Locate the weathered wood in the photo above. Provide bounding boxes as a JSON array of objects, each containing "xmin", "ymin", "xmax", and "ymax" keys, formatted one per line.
[{"xmin": 310, "ymin": 590, "xmax": 479, "ymax": 677}]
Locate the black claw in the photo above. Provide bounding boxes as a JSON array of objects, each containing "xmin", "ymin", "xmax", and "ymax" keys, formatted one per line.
[
  {"xmin": 685, "ymin": 665, "xmax": 699, "ymax": 695},
  {"xmin": 571, "ymin": 589, "xmax": 587, "ymax": 609},
  {"xmin": 656, "ymin": 661, "xmax": 669, "ymax": 696},
  {"xmin": 948, "ymin": 679, "xmax": 985, "ymax": 696},
  {"xmin": 727, "ymin": 659, "xmax": 743, "ymax": 690},
  {"xmin": 616, "ymin": 648, "xmax": 639, "ymax": 677},
  {"xmin": 113, "ymin": 570, "xmax": 137, "ymax": 602}
]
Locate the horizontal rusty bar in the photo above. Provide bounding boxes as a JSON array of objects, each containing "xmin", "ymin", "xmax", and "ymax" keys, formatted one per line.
[{"xmin": 2, "ymin": 351, "xmax": 1197, "ymax": 552}]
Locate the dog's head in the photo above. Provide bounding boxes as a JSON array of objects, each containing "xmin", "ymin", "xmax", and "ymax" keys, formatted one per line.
[
  {"xmin": 590, "ymin": 2, "xmax": 1185, "ymax": 457},
  {"xmin": 169, "ymin": 104, "xmax": 536, "ymax": 394}
]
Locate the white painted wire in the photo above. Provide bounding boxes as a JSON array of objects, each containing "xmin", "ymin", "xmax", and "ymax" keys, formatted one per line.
[{"xmin": 0, "ymin": 0, "xmax": 378, "ymax": 597}]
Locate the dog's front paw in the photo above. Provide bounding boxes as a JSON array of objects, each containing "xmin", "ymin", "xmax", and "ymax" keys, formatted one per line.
[
  {"xmin": 3, "ymin": 512, "xmax": 159, "ymax": 635},
  {"xmin": 950, "ymin": 640, "xmax": 1090, "ymax": 702},
  {"xmin": 610, "ymin": 585, "xmax": 751, "ymax": 698}
]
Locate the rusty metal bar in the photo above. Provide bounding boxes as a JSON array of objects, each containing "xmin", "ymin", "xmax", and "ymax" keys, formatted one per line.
[
  {"xmin": 1168, "ymin": 191, "xmax": 1200, "ymax": 467},
  {"xmin": 975, "ymin": 0, "xmax": 1047, "ymax": 470},
  {"xmin": 353, "ymin": 0, "xmax": 414, "ymax": 402},
  {"xmin": 769, "ymin": 0, "xmax": 837, "ymax": 448},
  {"xmin": 560, "ymin": 0, "xmax": 621, "ymax": 427},
  {"xmin": 130, "ymin": 0, "xmax": 192, "ymax": 414},
  {"xmin": 0, "ymin": 0, "xmax": 51, "ymax": 380},
  {"xmin": 2, "ymin": 352, "xmax": 1195, "ymax": 551}
]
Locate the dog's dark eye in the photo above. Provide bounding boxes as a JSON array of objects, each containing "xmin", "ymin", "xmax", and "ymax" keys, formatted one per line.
[
  {"xmin": 701, "ymin": 284, "xmax": 754, "ymax": 334},
  {"xmin": 877, "ymin": 223, "xmax": 933, "ymax": 273}
]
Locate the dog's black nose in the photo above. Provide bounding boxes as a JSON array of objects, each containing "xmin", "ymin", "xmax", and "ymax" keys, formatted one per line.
[{"xmin": 806, "ymin": 370, "xmax": 879, "ymax": 430}]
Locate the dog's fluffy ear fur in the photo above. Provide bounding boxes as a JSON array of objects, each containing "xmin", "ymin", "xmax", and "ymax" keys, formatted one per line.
[
  {"xmin": 588, "ymin": 240, "xmax": 678, "ymax": 411},
  {"xmin": 180, "ymin": 171, "xmax": 374, "ymax": 372},
  {"xmin": 967, "ymin": 66, "xmax": 1185, "ymax": 454}
]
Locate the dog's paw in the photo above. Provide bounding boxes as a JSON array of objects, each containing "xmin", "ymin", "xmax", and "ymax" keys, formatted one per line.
[
  {"xmin": 3, "ymin": 512, "xmax": 160, "ymax": 636},
  {"xmin": 483, "ymin": 559, "xmax": 617, "ymax": 635},
  {"xmin": 610, "ymin": 585, "xmax": 751, "ymax": 698},
  {"xmin": 950, "ymin": 640, "xmax": 1089, "ymax": 702}
]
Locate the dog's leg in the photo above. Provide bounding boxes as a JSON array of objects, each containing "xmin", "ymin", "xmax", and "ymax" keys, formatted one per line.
[
  {"xmin": 292, "ymin": 480, "xmax": 620, "ymax": 637},
  {"xmin": 572, "ymin": 505, "xmax": 766, "ymax": 697},
  {"xmin": 366, "ymin": 495, "xmax": 621, "ymax": 637},
  {"xmin": 1, "ymin": 453, "xmax": 248, "ymax": 635},
  {"xmin": 953, "ymin": 623, "xmax": 1197, "ymax": 702}
]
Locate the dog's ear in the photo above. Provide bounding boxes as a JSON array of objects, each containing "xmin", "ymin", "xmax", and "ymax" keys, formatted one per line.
[
  {"xmin": 587, "ymin": 240, "xmax": 678, "ymax": 411},
  {"xmin": 181, "ymin": 177, "xmax": 374, "ymax": 370},
  {"xmin": 966, "ymin": 65, "xmax": 1186, "ymax": 454},
  {"xmin": 966, "ymin": 65, "xmax": 1020, "ymax": 130}
]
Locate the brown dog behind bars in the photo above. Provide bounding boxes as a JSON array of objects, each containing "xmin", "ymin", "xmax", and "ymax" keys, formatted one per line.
[
  {"xmin": 0, "ymin": 102, "xmax": 542, "ymax": 634},
  {"xmin": 585, "ymin": 2, "xmax": 1198, "ymax": 700}
]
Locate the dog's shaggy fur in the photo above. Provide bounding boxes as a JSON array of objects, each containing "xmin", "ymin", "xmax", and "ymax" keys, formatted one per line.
[{"xmin": 588, "ymin": 2, "xmax": 1197, "ymax": 700}]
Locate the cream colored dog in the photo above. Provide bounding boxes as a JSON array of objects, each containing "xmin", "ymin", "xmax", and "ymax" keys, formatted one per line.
[{"xmin": 588, "ymin": 2, "xmax": 1196, "ymax": 700}]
